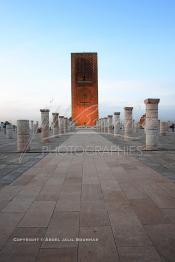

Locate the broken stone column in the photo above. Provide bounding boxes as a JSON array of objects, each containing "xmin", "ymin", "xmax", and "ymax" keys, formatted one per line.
[
  {"xmin": 69, "ymin": 120, "xmax": 74, "ymax": 132},
  {"xmin": 107, "ymin": 115, "xmax": 113, "ymax": 134},
  {"xmin": 34, "ymin": 121, "xmax": 39, "ymax": 133},
  {"xmin": 67, "ymin": 119, "xmax": 70, "ymax": 132},
  {"xmin": 124, "ymin": 107, "xmax": 133, "ymax": 137},
  {"xmin": 6, "ymin": 124, "xmax": 13, "ymax": 139},
  {"xmin": 160, "ymin": 121, "xmax": 167, "ymax": 136},
  {"xmin": 40, "ymin": 109, "xmax": 50, "ymax": 143},
  {"xmin": 72, "ymin": 122, "xmax": 75, "ymax": 131},
  {"xmin": 96, "ymin": 120, "xmax": 99, "ymax": 131},
  {"xmin": 102, "ymin": 118, "xmax": 105, "ymax": 133},
  {"xmin": 144, "ymin": 98, "xmax": 160, "ymax": 150},
  {"xmin": 64, "ymin": 117, "xmax": 68, "ymax": 133},
  {"xmin": 97, "ymin": 119, "xmax": 100, "ymax": 131},
  {"xmin": 66, "ymin": 118, "xmax": 69, "ymax": 132},
  {"xmin": 69, "ymin": 120, "xmax": 73, "ymax": 132},
  {"xmin": 98, "ymin": 119, "xmax": 101, "ymax": 132},
  {"xmin": 30, "ymin": 120, "xmax": 34, "ymax": 133},
  {"xmin": 101, "ymin": 118, "xmax": 104, "ymax": 133},
  {"xmin": 59, "ymin": 116, "xmax": 64, "ymax": 134},
  {"xmin": 17, "ymin": 120, "xmax": 30, "ymax": 152},
  {"xmin": 52, "ymin": 113, "xmax": 59, "ymax": 137},
  {"xmin": 104, "ymin": 117, "xmax": 108, "ymax": 133},
  {"xmin": 113, "ymin": 112, "xmax": 120, "ymax": 136}
]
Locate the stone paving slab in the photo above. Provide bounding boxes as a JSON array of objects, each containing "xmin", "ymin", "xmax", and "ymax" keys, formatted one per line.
[
  {"xmin": 0, "ymin": 129, "xmax": 175, "ymax": 261},
  {"xmin": 118, "ymin": 246, "xmax": 162, "ymax": 262},
  {"xmin": 37, "ymin": 247, "xmax": 77, "ymax": 262},
  {"xmin": 0, "ymin": 131, "xmax": 71, "ymax": 187},
  {"xmin": 18, "ymin": 201, "xmax": 56, "ymax": 227},
  {"xmin": 78, "ymin": 226, "xmax": 119, "ymax": 262},
  {"xmin": 102, "ymin": 130, "xmax": 175, "ymax": 181}
]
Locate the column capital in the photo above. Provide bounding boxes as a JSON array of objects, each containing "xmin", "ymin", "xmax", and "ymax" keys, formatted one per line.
[
  {"xmin": 108, "ymin": 115, "xmax": 113, "ymax": 118},
  {"xmin": 144, "ymin": 98, "xmax": 160, "ymax": 105},
  {"xmin": 52, "ymin": 112, "xmax": 59, "ymax": 116},
  {"xmin": 114, "ymin": 112, "xmax": 120, "ymax": 115},
  {"xmin": 40, "ymin": 109, "xmax": 50, "ymax": 113},
  {"xmin": 124, "ymin": 107, "xmax": 133, "ymax": 111}
]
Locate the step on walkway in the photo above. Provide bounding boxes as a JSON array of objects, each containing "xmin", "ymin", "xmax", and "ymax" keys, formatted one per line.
[{"xmin": 0, "ymin": 130, "xmax": 175, "ymax": 262}]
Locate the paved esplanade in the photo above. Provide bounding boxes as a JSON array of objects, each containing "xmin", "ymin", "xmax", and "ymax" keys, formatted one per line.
[{"xmin": 0, "ymin": 129, "xmax": 175, "ymax": 262}]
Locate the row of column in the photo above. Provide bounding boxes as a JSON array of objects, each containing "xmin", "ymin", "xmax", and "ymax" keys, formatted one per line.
[
  {"xmin": 40, "ymin": 110, "xmax": 75, "ymax": 143},
  {"xmin": 1, "ymin": 121, "xmax": 38, "ymax": 139},
  {"xmin": 97, "ymin": 107, "xmax": 133, "ymax": 137},
  {"xmin": 16, "ymin": 109, "xmax": 75, "ymax": 152},
  {"xmin": 97, "ymin": 98, "xmax": 169, "ymax": 150}
]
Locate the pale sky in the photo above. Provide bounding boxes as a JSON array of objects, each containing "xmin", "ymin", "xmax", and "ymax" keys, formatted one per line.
[{"xmin": 0, "ymin": 0, "xmax": 175, "ymax": 124}]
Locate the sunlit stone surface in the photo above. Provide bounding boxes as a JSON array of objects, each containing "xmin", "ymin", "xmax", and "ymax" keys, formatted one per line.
[
  {"xmin": 52, "ymin": 113, "xmax": 59, "ymax": 137},
  {"xmin": 59, "ymin": 116, "xmax": 65, "ymax": 134},
  {"xmin": 40, "ymin": 109, "xmax": 50, "ymax": 143},
  {"xmin": 17, "ymin": 120, "xmax": 30, "ymax": 152},
  {"xmin": 113, "ymin": 112, "xmax": 120, "ymax": 136},
  {"xmin": 144, "ymin": 98, "xmax": 160, "ymax": 150},
  {"xmin": 107, "ymin": 115, "xmax": 113, "ymax": 134},
  {"xmin": 124, "ymin": 107, "xmax": 133, "ymax": 138}
]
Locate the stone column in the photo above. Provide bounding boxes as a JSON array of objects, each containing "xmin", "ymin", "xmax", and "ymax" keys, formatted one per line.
[
  {"xmin": 124, "ymin": 107, "xmax": 133, "ymax": 137},
  {"xmin": 160, "ymin": 121, "xmax": 167, "ymax": 136},
  {"xmin": 98, "ymin": 119, "xmax": 100, "ymax": 131},
  {"xmin": 34, "ymin": 121, "xmax": 39, "ymax": 133},
  {"xmin": 40, "ymin": 109, "xmax": 50, "ymax": 143},
  {"xmin": 69, "ymin": 120, "xmax": 73, "ymax": 132},
  {"xmin": 64, "ymin": 117, "xmax": 68, "ymax": 133},
  {"xmin": 6, "ymin": 124, "xmax": 13, "ymax": 139},
  {"xmin": 101, "ymin": 119, "xmax": 104, "ymax": 132},
  {"xmin": 96, "ymin": 119, "xmax": 98, "ymax": 131},
  {"xmin": 66, "ymin": 118, "xmax": 69, "ymax": 132},
  {"xmin": 104, "ymin": 117, "xmax": 108, "ymax": 133},
  {"xmin": 52, "ymin": 113, "xmax": 59, "ymax": 137},
  {"xmin": 71, "ymin": 122, "xmax": 75, "ymax": 131},
  {"xmin": 96, "ymin": 120, "xmax": 99, "ymax": 131},
  {"xmin": 98, "ymin": 119, "xmax": 101, "ymax": 132},
  {"xmin": 69, "ymin": 119, "xmax": 72, "ymax": 131},
  {"xmin": 113, "ymin": 112, "xmax": 120, "ymax": 136},
  {"xmin": 59, "ymin": 116, "xmax": 64, "ymax": 134},
  {"xmin": 107, "ymin": 115, "xmax": 113, "ymax": 134},
  {"xmin": 17, "ymin": 120, "xmax": 30, "ymax": 152},
  {"xmin": 30, "ymin": 120, "xmax": 34, "ymax": 133},
  {"xmin": 144, "ymin": 98, "xmax": 160, "ymax": 150},
  {"xmin": 101, "ymin": 118, "xmax": 104, "ymax": 133}
]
